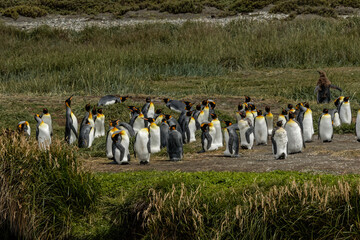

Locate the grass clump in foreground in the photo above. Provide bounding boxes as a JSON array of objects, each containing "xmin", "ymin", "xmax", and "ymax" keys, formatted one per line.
[{"xmin": 0, "ymin": 131, "xmax": 100, "ymax": 239}]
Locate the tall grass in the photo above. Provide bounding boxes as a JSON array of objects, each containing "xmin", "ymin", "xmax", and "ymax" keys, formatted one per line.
[
  {"xmin": 0, "ymin": 131, "xmax": 100, "ymax": 239},
  {"xmin": 1, "ymin": 18, "xmax": 360, "ymax": 95}
]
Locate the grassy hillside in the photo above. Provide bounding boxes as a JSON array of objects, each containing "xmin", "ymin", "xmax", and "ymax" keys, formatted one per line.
[{"xmin": 0, "ymin": 0, "xmax": 360, "ymax": 19}]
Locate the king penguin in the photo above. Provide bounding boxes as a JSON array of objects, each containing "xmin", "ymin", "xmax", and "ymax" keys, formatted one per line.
[
  {"xmin": 339, "ymin": 97, "xmax": 352, "ymax": 124},
  {"xmin": 142, "ymin": 97, "xmax": 155, "ymax": 118},
  {"xmin": 198, "ymin": 123, "xmax": 213, "ymax": 153},
  {"xmin": 278, "ymin": 109, "xmax": 288, "ymax": 127},
  {"xmin": 111, "ymin": 130, "xmax": 130, "ymax": 165},
  {"xmin": 302, "ymin": 103, "xmax": 314, "ymax": 142},
  {"xmin": 210, "ymin": 113, "xmax": 223, "ymax": 148},
  {"xmin": 98, "ymin": 95, "xmax": 128, "ymax": 106},
  {"xmin": 106, "ymin": 120, "xmax": 120, "ymax": 159},
  {"xmin": 264, "ymin": 106, "xmax": 273, "ymax": 136},
  {"xmin": 167, "ymin": 125, "xmax": 183, "ymax": 161},
  {"xmin": 180, "ymin": 111, "xmax": 193, "ymax": 144},
  {"xmin": 34, "ymin": 114, "xmax": 51, "ymax": 150},
  {"xmin": 223, "ymin": 121, "xmax": 239, "ymax": 157},
  {"xmin": 17, "ymin": 121, "xmax": 31, "ymax": 137},
  {"xmin": 134, "ymin": 127, "xmax": 151, "ymax": 164},
  {"xmin": 65, "ymin": 96, "xmax": 78, "ymax": 144},
  {"xmin": 254, "ymin": 110, "xmax": 268, "ymax": 145},
  {"xmin": 163, "ymin": 98, "xmax": 186, "ymax": 113},
  {"xmin": 94, "ymin": 108, "xmax": 105, "ymax": 138},
  {"xmin": 284, "ymin": 112, "xmax": 305, "ymax": 154},
  {"xmin": 160, "ymin": 118, "xmax": 169, "ymax": 149},
  {"xmin": 356, "ymin": 109, "xmax": 360, "ymax": 142},
  {"xmin": 78, "ymin": 119, "xmax": 95, "ymax": 148},
  {"xmin": 238, "ymin": 112, "xmax": 254, "ymax": 150},
  {"xmin": 318, "ymin": 109, "xmax": 333, "ymax": 142},
  {"xmin": 145, "ymin": 118, "xmax": 161, "ymax": 153},
  {"xmin": 40, "ymin": 108, "xmax": 53, "ymax": 137},
  {"xmin": 271, "ymin": 121, "xmax": 288, "ymax": 160}
]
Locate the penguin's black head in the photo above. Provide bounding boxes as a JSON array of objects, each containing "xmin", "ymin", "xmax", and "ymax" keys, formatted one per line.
[
  {"xmin": 34, "ymin": 114, "xmax": 41, "ymax": 121},
  {"xmin": 245, "ymin": 96, "xmax": 251, "ymax": 103},
  {"xmin": 211, "ymin": 113, "xmax": 217, "ymax": 119},
  {"xmin": 92, "ymin": 106, "xmax": 97, "ymax": 115},
  {"xmin": 240, "ymin": 112, "xmax": 246, "ymax": 119},
  {"xmin": 43, "ymin": 108, "xmax": 49, "ymax": 114},
  {"xmin": 186, "ymin": 111, "xmax": 193, "ymax": 116},
  {"xmin": 162, "ymin": 118, "xmax": 167, "ymax": 123},
  {"xmin": 249, "ymin": 104, "xmax": 256, "ymax": 111},
  {"xmin": 97, "ymin": 108, "xmax": 103, "ymax": 114},
  {"xmin": 244, "ymin": 106, "xmax": 249, "ymax": 111},
  {"xmin": 334, "ymin": 98, "xmax": 340, "ymax": 107},
  {"xmin": 120, "ymin": 96, "xmax": 128, "ymax": 102},
  {"xmin": 110, "ymin": 119, "xmax": 119, "ymax": 127},
  {"xmin": 169, "ymin": 125, "xmax": 177, "ymax": 131},
  {"xmin": 196, "ymin": 104, "xmax": 201, "ymax": 110},
  {"xmin": 200, "ymin": 123, "xmax": 209, "ymax": 132},
  {"xmin": 155, "ymin": 109, "xmax": 162, "ymax": 114},
  {"xmin": 224, "ymin": 121, "xmax": 232, "ymax": 127},
  {"xmin": 185, "ymin": 105, "xmax": 192, "ymax": 111},
  {"xmin": 288, "ymin": 112, "xmax": 295, "ymax": 119},
  {"xmin": 257, "ymin": 110, "xmax": 262, "ymax": 116},
  {"xmin": 165, "ymin": 114, "xmax": 171, "ymax": 120},
  {"xmin": 145, "ymin": 97, "xmax": 151, "ymax": 103},
  {"xmin": 288, "ymin": 104, "xmax": 293, "ymax": 109},
  {"xmin": 344, "ymin": 97, "xmax": 349, "ymax": 102},
  {"xmin": 163, "ymin": 98, "xmax": 169, "ymax": 104},
  {"xmin": 209, "ymin": 101, "xmax": 216, "ymax": 109},
  {"xmin": 238, "ymin": 104, "xmax": 243, "ymax": 111},
  {"xmin": 183, "ymin": 101, "xmax": 193, "ymax": 107},
  {"xmin": 304, "ymin": 102, "xmax": 310, "ymax": 108},
  {"xmin": 281, "ymin": 109, "xmax": 288, "ymax": 115},
  {"xmin": 265, "ymin": 106, "xmax": 270, "ymax": 113},
  {"xmin": 276, "ymin": 121, "xmax": 283, "ymax": 127},
  {"xmin": 202, "ymin": 100, "xmax": 208, "ymax": 106},
  {"xmin": 85, "ymin": 103, "xmax": 91, "ymax": 112},
  {"xmin": 65, "ymin": 96, "xmax": 73, "ymax": 107},
  {"xmin": 323, "ymin": 109, "xmax": 329, "ymax": 114},
  {"xmin": 111, "ymin": 132, "xmax": 120, "ymax": 142},
  {"xmin": 145, "ymin": 118, "xmax": 155, "ymax": 123}
]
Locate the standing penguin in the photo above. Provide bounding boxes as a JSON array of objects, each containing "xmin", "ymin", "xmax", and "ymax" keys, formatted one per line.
[
  {"xmin": 160, "ymin": 119, "xmax": 169, "ymax": 149},
  {"xmin": 329, "ymin": 109, "xmax": 341, "ymax": 127},
  {"xmin": 314, "ymin": 70, "xmax": 342, "ymax": 104},
  {"xmin": 78, "ymin": 120, "xmax": 95, "ymax": 148},
  {"xmin": 94, "ymin": 108, "xmax": 105, "ymax": 138},
  {"xmin": 80, "ymin": 104, "xmax": 92, "ymax": 128},
  {"xmin": 134, "ymin": 128, "xmax": 151, "ymax": 164},
  {"xmin": 111, "ymin": 130, "xmax": 130, "ymax": 165},
  {"xmin": 180, "ymin": 111, "xmax": 193, "ymax": 144},
  {"xmin": 145, "ymin": 118, "xmax": 161, "ymax": 153},
  {"xmin": 198, "ymin": 123, "xmax": 213, "ymax": 153},
  {"xmin": 129, "ymin": 106, "xmax": 140, "ymax": 126},
  {"xmin": 238, "ymin": 112, "xmax": 254, "ymax": 150},
  {"xmin": 167, "ymin": 125, "xmax": 183, "ymax": 161},
  {"xmin": 271, "ymin": 121, "xmax": 288, "ymax": 160},
  {"xmin": 65, "ymin": 96, "xmax": 78, "ymax": 144},
  {"xmin": 254, "ymin": 110, "xmax": 268, "ymax": 145},
  {"xmin": 133, "ymin": 113, "xmax": 145, "ymax": 134},
  {"xmin": 284, "ymin": 112, "xmax": 305, "ymax": 154},
  {"xmin": 211, "ymin": 113, "xmax": 223, "ymax": 148},
  {"xmin": 356, "ymin": 110, "xmax": 360, "ymax": 142},
  {"xmin": 278, "ymin": 109, "xmax": 288, "ymax": 127},
  {"xmin": 244, "ymin": 106, "xmax": 255, "ymax": 127},
  {"xmin": 165, "ymin": 115, "xmax": 182, "ymax": 134},
  {"xmin": 302, "ymin": 103, "xmax": 314, "ymax": 142},
  {"xmin": 223, "ymin": 121, "xmax": 239, "ymax": 157},
  {"xmin": 193, "ymin": 104, "xmax": 202, "ymax": 130},
  {"xmin": 40, "ymin": 108, "xmax": 53, "ymax": 137},
  {"xmin": 17, "ymin": 121, "xmax": 31, "ymax": 137},
  {"xmin": 264, "ymin": 106, "xmax": 273, "ymax": 136},
  {"xmin": 201, "ymin": 100, "xmax": 210, "ymax": 122},
  {"xmin": 106, "ymin": 120, "xmax": 120, "ymax": 159},
  {"xmin": 318, "ymin": 109, "xmax": 333, "ymax": 142},
  {"xmin": 34, "ymin": 114, "xmax": 51, "ymax": 150},
  {"xmin": 142, "ymin": 97, "xmax": 155, "ymax": 118},
  {"xmin": 339, "ymin": 97, "xmax": 352, "ymax": 124}
]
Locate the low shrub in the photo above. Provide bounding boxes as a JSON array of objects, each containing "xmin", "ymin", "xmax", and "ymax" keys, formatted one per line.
[{"xmin": 3, "ymin": 5, "xmax": 47, "ymax": 19}]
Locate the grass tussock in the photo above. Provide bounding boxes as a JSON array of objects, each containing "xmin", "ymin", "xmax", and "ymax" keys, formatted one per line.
[{"xmin": 0, "ymin": 131, "xmax": 100, "ymax": 239}]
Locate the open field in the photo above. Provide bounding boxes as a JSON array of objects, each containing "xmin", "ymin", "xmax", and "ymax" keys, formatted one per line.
[{"xmin": 2, "ymin": 18, "xmax": 360, "ymax": 239}]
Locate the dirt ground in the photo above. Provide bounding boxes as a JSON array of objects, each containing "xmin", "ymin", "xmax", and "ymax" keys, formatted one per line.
[{"xmin": 83, "ymin": 134, "xmax": 360, "ymax": 174}]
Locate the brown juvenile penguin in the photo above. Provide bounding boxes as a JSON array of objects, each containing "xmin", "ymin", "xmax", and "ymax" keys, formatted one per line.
[{"xmin": 314, "ymin": 70, "xmax": 342, "ymax": 104}]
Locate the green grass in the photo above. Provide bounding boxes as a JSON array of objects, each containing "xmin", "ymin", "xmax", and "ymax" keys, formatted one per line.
[{"xmin": 0, "ymin": 0, "xmax": 359, "ymax": 19}]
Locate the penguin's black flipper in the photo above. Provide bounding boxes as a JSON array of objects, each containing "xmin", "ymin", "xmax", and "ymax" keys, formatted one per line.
[
  {"xmin": 115, "ymin": 141, "xmax": 125, "ymax": 162},
  {"xmin": 233, "ymin": 132, "xmax": 240, "ymax": 155},
  {"xmin": 147, "ymin": 135, "xmax": 151, "ymax": 154},
  {"xmin": 271, "ymin": 135, "xmax": 277, "ymax": 155},
  {"xmin": 71, "ymin": 124, "xmax": 78, "ymax": 139},
  {"xmin": 245, "ymin": 127, "xmax": 254, "ymax": 145},
  {"xmin": 318, "ymin": 114, "xmax": 323, "ymax": 140},
  {"xmin": 228, "ymin": 133, "xmax": 234, "ymax": 155},
  {"xmin": 330, "ymin": 84, "xmax": 342, "ymax": 92},
  {"xmin": 205, "ymin": 132, "xmax": 212, "ymax": 150}
]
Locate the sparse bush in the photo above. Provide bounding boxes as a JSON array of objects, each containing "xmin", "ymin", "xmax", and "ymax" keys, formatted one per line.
[{"xmin": 3, "ymin": 5, "xmax": 47, "ymax": 19}]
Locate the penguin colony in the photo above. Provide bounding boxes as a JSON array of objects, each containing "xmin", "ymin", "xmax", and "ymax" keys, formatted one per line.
[{"xmin": 16, "ymin": 93, "xmax": 360, "ymax": 164}]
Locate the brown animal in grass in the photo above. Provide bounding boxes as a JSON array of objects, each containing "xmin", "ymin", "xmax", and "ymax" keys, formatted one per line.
[{"xmin": 314, "ymin": 70, "xmax": 342, "ymax": 104}]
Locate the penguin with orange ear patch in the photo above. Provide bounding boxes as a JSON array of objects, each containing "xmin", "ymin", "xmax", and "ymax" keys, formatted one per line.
[
  {"xmin": 65, "ymin": 96, "xmax": 78, "ymax": 144},
  {"xmin": 167, "ymin": 125, "xmax": 183, "ymax": 161},
  {"xmin": 112, "ymin": 130, "xmax": 130, "ymax": 165},
  {"xmin": 34, "ymin": 114, "xmax": 51, "ymax": 150},
  {"xmin": 17, "ymin": 121, "xmax": 31, "ymax": 137},
  {"xmin": 98, "ymin": 95, "xmax": 128, "ymax": 106},
  {"xmin": 40, "ymin": 108, "xmax": 52, "ymax": 136},
  {"xmin": 223, "ymin": 121, "xmax": 239, "ymax": 157}
]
